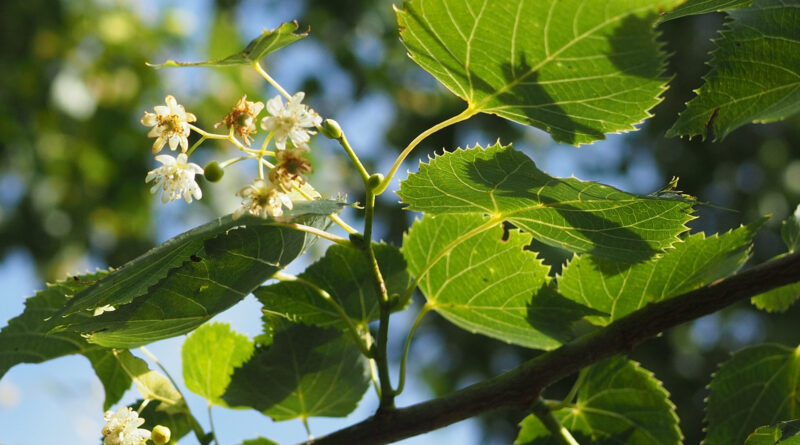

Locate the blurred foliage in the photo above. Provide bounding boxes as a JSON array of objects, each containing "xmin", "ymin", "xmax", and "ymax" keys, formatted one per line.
[{"xmin": 1, "ymin": 0, "xmax": 799, "ymax": 444}]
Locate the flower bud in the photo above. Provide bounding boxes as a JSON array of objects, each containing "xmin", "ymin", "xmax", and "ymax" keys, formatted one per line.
[
  {"xmin": 367, "ymin": 173, "xmax": 384, "ymax": 189},
  {"xmin": 319, "ymin": 119, "xmax": 343, "ymax": 139},
  {"xmin": 151, "ymin": 425, "xmax": 171, "ymax": 444},
  {"xmin": 203, "ymin": 161, "xmax": 224, "ymax": 182}
]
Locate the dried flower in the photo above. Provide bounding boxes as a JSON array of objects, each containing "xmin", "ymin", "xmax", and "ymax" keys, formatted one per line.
[
  {"xmin": 141, "ymin": 95, "xmax": 197, "ymax": 153},
  {"xmin": 269, "ymin": 145, "xmax": 313, "ymax": 192},
  {"xmin": 260, "ymin": 92, "xmax": 321, "ymax": 150},
  {"xmin": 233, "ymin": 178, "xmax": 293, "ymax": 219},
  {"xmin": 215, "ymin": 94, "xmax": 265, "ymax": 146},
  {"xmin": 101, "ymin": 407, "xmax": 151, "ymax": 445},
  {"xmin": 145, "ymin": 153, "xmax": 203, "ymax": 203}
]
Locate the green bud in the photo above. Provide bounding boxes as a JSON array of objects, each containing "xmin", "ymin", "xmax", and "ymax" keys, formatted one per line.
[
  {"xmin": 151, "ymin": 425, "xmax": 171, "ymax": 444},
  {"xmin": 320, "ymin": 119, "xmax": 343, "ymax": 139},
  {"xmin": 367, "ymin": 173, "xmax": 384, "ymax": 189},
  {"xmin": 203, "ymin": 161, "xmax": 224, "ymax": 182}
]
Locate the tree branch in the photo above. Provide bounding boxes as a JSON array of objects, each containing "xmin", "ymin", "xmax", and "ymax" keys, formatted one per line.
[{"xmin": 304, "ymin": 251, "xmax": 800, "ymax": 445}]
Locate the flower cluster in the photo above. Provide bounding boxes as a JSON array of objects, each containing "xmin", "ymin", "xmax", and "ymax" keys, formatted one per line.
[
  {"xmin": 101, "ymin": 407, "xmax": 151, "ymax": 445},
  {"xmin": 140, "ymin": 86, "xmax": 322, "ymax": 220}
]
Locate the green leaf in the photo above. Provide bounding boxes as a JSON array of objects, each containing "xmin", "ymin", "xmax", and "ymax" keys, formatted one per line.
[
  {"xmin": 182, "ymin": 322, "xmax": 254, "ymax": 405},
  {"xmin": 782, "ymin": 204, "xmax": 800, "ymax": 253},
  {"xmin": 403, "ymin": 213, "xmax": 594, "ymax": 349},
  {"xmin": 397, "ymin": 0, "xmax": 682, "ymax": 145},
  {"xmin": 240, "ymin": 439, "xmax": 280, "ymax": 445},
  {"xmin": 255, "ymin": 243, "xmax": 411, "ymax": 329},
  {"xmin": 223, "ymin": 321, "xmax": 370, "ymax": 420},
  {"xmin": 148, "ymin": 21, "xmax": 307, "ymax": 68},
  {"xmin": 398, "ymin": 143, "xmax": 694, "ymax": 262},
  {"xmin": 559, "ymin": 219, "xmax": 764, "ymax": 325},
  {"xmin": 51, "ymin": 204, "xmax": 342, "ymax": 348},
  {"xmin": 705, "ymin": 343, "xmax": 800, "ymax": 445},
  {"xmin": 52, "ymin": 200, "xmax": 344, "ymax": 321},
  {"xmin": 667, "ymin": 0, "xmax": 800, "ymax": 140},
  {"xmin": 84, "ymin": 349, "xmax": 133, "ymax": 411},
  {"xmin": 131, "ymin": 399, "xmax": 194, "ymax": 445},
  {"xmin": 516, "ymin": 357, "xmax": 681, "ymax": 445},
  {"xmin": 745, "ymin": 421, "xmax": 800, "ymax": 445},
  {"xmin": 752, "ymin": 282, "xmax": 800, "ymax": 312},
  {"xmin": 113, "ymin": 350, "xmax": 184, "ymax": 407},
  {"xmin": 0, "ymin": 270, "xmax": 110, "ymax": 377},
  {"xmin": 659, "ymin": 0, "xmax": 753, "ymax": 22}
]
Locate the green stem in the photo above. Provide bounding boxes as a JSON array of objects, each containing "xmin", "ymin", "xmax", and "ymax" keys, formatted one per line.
[
  {"xmin": 282, "ymin": 222, "xmax": 352, "ymax": 246},
  {"xmin": 274, "ymin": 271, "xmax": 372, "ymax": 357},
  {"xmin": 208, "ymin": 404, "xmax": 220, "ymax": 445},
  {"xmin": 394, "ymin": 303, "xmax": 432, "ymax": 396},
  {"xmin": 362, "ymin": 186, "xmax": 395, "ymax": 410},
  {"xmin": 137, "ymin": 347, "xmax": 208, "ymax": 444},
  {"xmin": 373, "ymin": 107, "xmax": 476, "ymax": 195},
  {"xmin": 253, "ymin": 61, "xmax": 291, "ymax": 99},
  {"xmin": 336, "ymin": 131, "xmax": 370, "ymax": 183},
  {"xmin": 563, "ymin": 367, "xmax": 588, "ymax": 404},
  {"xmin": 302, "ymin": 417, "xmax": 314, "ymax": 441},
  {"xmin": 530, "ymin": 397, "xmax": 580, "ymax": 445},
  {"xmin": 186, "ymin": 136, "xmax": 207, "ymax": 156}
]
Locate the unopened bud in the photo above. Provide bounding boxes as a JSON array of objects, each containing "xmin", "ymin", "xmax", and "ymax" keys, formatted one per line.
[
  {"xmin": 367, "ymin": 173, "xmax": 384, "ymax": 189},
  {"xmin": 320, "ymin": 119, "xmax": 343, "ymax": 139},
  {"xmin": 204, "ymin": 161, "xmax": 224, "ymax": 182},
  {"xmin": 151, "ymin": 425, "xmax": 171, "ymax": 444}
]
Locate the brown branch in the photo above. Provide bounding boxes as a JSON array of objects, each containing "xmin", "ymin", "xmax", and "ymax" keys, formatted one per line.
[{"xmin": 304, "ymin": 251, "xmax": 800, "ymax": 445}]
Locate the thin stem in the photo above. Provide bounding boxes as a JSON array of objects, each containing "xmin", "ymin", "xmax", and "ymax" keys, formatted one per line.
[
  {"xmin": 189, "ymin": 124, "xmax": 250, "ymax": 152},
  {"xmin": 137, "ymin": 347, "xmax": 208, "ymax": 443},
  {"xmin": 284, "ymin": 222, "xmax": 351, "ymax": 246},
  {"xmin": 187, "ymin": 135, "xmax": 207, "ymax": 156},
  {"xmin": 563, "ymin": 367, "xmax": 588, "ymax": 404},
  {"xmin": 374, "ymin": 107, "xmax": 476, "ymax": 195},
  {"xmin": 253, "ymin": 61, "xmax": 291, "ymax": 99},
  {"xmin": 394, "ymin": 303, "xmax": 433, "ymax": 396},
  {"xmin": 208, "ymin": 404, "xmax": 220, "ymax": 445},
  {"xmin": 530, "ymin": 397, "xmax": 580, "ymax": 445},
  {"xmin": 329, "ymin": 214, "xmax": 358, "ymax": 234},
  {"xmin": 274, "ymin": 271, "xmax": 372, "ymax": 357},
  {"xmin": 218, "ymin": 156, "xmax": 251, "ymax": 169},
  {"xmin": 302, "ymin": 417, "xmax": 314, "ymax": 442},
  {"xmin": 336, "ymin": 131, "xmax": 370, "ymax": 183}
]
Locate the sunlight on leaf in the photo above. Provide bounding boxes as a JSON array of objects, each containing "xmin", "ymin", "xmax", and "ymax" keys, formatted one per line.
[
  {"xmin": 114, "ymin": 350, "xmax": 183, "ymax": 407},
  {"xmin": 399, "ymin": 143, "xmax": 694, "ymax": 262},
  {"xmin": 397, "ymin": 0, "xmax": 682, "ymax": 145},
  {"xmin": 659, "ymin": 0, "xmax": 753, "ymax": 21}
]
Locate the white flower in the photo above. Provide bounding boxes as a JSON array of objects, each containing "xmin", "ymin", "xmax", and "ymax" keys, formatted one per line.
[
  {"xmin": 145, "ymin": 153, "xmax": 203, "ymax": 203},
  {"xmin": 233, "ymin": 178, "xmax": 293, "ymax": 219},
  {"xmin": 102, "ymin": 407, "xmax": 151, "ymax": 445},
  {"xmin": 260, "ymin": 92, "xmax": 322, "ymax": 150},
  {"xmin": 141, "ymin": 95, "xmax": 197, "ymax": 153}
]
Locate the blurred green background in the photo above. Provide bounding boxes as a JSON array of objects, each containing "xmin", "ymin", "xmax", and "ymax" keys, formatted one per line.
[{"xmin": 1, "ymin": 0, "xmax": 799, "ymax": 444}]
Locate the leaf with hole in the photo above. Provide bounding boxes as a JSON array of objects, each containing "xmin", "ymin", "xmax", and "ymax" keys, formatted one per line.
[{"xmin": 399, "ymin": 143, "xmax": 694, "ymax": 262}]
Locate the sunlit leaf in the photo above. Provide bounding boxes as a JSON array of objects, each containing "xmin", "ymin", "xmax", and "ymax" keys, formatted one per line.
[
  {"xmin": 148, "ymin": 21, "xmax": 307, "ymax": 68},
  {"xmin": 659, "ymin": 0, "xmax": 753, "ymax": 21},
  {"xmin": 745, "ymin": 420, "xmax": 800, "ymax": 445},
  {"xmin": 113, "ymin": 350, "xmax": 184, "ymax": 407},
  {"xmin": 705, "ymin": 343, "xmax": 800, "ymax": 445},
  {"xmin": 399, "ymin": 143, "xmax": 694, "ymax": 262},
  {"xmin": 516, "ymin": 357, "xmax": 681, "ymax": 445},
  {"xmin": 782, "ymin": 204, "xmax": 800, "ymax": 253},
  {"xmin": 559, "ymin": 219, "xmax": 764, "ymax": 325},
  {"xmin": 397, "ymin": 0, "xmax": 682, "ymax": 145},
  {"xmin": 403, "ymin": 213, "xmax": 596, "ymax": 349},
  {"xmin": 667, "ymin": 0, "xmax": 800, "ymax": 140},
  {"xmin": 182, "ymin": 322, "xmax": 254, "ymax": 405},
  {"xmin": 255, "ymin": 243, "xmax": 410, "ymax": 329},
  {"xmin": 223, "ymin": 321, "xmax": 370, "ymax": 420},
  {"xmin": 84, "ymin": 349, "xmax": 133, "ymax": 411}
]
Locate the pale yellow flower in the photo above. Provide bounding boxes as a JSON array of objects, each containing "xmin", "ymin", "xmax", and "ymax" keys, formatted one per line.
[
  {"xmin": 215, "ymin": 94, "xmax": 265, "ymax": 146},
  {"xmin": 101, "ymin": 407, "xmax": 151, "ymax": 445},
  {"xmin": 141, "ymin": 95, "xmax": 197, "ymax": 153},
  {"xmin": 269, "ymin": 145, "xmax": 313, "ymax": 193},
  {"xmin": 145, "ymin": 153, "xmax": 203, "ymax": 203},
  {"xmin": 260, "ymin": 92, "xmax": 321, "ymax": 150},
  {"xmin": 233, "ymin": 178, "xmax": 293, "ymax": 219}
]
